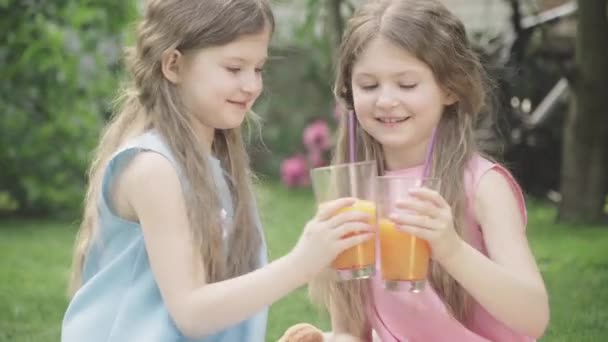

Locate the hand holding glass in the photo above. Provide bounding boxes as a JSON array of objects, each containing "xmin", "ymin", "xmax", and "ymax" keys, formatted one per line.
[{"xmin": 376, "ymin": 176, "xmax": 440, "ymax": 292}]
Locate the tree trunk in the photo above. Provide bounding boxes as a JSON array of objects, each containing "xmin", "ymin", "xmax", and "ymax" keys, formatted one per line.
[
  {"xmin": 326, "ymin": 0, "xmax": 345, "ymax": 51},
  {"xmin": 558, "ymin": 0, "xmax": 608, "ymax": 223}
]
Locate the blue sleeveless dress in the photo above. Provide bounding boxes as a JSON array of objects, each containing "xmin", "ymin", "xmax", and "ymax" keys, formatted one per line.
[{"xmin": 62, "ymin": 131, "xmax": 268, "ymax": 341}]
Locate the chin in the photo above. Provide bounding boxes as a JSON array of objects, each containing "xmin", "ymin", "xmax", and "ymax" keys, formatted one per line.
[
  {"xmin": 216, "ymin": 123, "xmax": 242, "ymax": 131},
  {"xmin": 378, "ymin": 138, "xmax": 414, "ymax": 150},
  {"xmin": 218, "ymin": 119, "xmax": 246, "ymax": 130}
]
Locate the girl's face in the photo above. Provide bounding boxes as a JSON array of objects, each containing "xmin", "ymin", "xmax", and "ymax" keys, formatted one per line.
[
  {"xmin": 176, "ymin": 26, "xmax": 270, "ymax": 140},
  {"xmin": 351, "ymin": 37, "xmax": 455, "ymax": 168}
]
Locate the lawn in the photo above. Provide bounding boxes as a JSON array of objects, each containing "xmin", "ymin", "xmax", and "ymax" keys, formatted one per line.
[{"xmin": 1, "ymin": 183, "xmax": 607, "ymax": 341}]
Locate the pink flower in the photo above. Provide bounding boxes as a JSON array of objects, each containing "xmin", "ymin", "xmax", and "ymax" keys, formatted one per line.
[
  {"xmin": 303, "ymin": 119, "xmax": 331, "ymax": 152},
  {"xmin": 307, "ymin": 149, "xmax": 327, "ymax": 168},
  {"xmin": 280, "ymin": 154, "xmax": 310, "ymax": 187}
]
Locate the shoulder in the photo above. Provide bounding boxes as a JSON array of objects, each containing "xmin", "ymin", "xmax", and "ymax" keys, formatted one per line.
[
  {"xmin": 125, "ymin": 149, "xmax": 182, "ymax": 186},
  {"xmin": 476, "ymin": 168, "xmax": 516, "ymax": 203},
  {"xmin": 118, "ymin": 151, "xmax": 184, "ymax": 212},
  {"xmin": 461, "ymin": 153, "xmax": 527, "ymax": 229},
  {"xmin": 125, "ymin": 151, "xmax": 178, "ymax": 182},
  {"xmin": 474, "ymin": 162, "xmax": 527, "ymax": 229},
  {"xmin": 466, "ymin": 154, "xmax": 523, "ymax": 208}
]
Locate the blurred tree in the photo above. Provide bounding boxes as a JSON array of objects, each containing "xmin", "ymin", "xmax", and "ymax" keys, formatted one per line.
[
  {"xmin": 558, "ymin": 0, "xmax": 608, "ymax": 222},
  {"xmin": 294, "ymin": 0, "xmax": 355, "ymax": 96},
  {"xmin": 0, "ymin": 0, "xmax": 135, "ymax": 217},
  {"xmin": 251, "ymin": 0, "xmax": 356, "ymax": 177}
]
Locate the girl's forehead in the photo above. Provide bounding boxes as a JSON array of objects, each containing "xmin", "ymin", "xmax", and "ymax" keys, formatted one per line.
[
  {"xmin": 352, "ymin": 39, "xmax": 430, "ymax": 77},
  {"xmin": 221, "ymin": 28, "xmax": 269, "ymax": 47},
  {"xmin": 194, "ymin": 29, "xmax": 271, "ymax": 62}
]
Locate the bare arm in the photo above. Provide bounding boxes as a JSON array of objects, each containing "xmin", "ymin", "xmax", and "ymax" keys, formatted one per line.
[
  {"xmin": 439, "ymin": 170, "xmax": 549, "ymax": 338},
  {"xmin": 117, "ymin": 152, "xmax": 373, "ymax": 338}
]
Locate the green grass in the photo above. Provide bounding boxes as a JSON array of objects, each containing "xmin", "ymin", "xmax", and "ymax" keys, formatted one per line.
[
  {"xmin": 0, "ymin": 220, "xmax": 77, "ymax": 341},
  {"xmin": 1, "ymin": 184, "xmax": 607, "ymax": 341}
]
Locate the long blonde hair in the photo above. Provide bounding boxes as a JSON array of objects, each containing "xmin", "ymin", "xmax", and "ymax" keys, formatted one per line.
[
  {"xmin": 310, "ymin": 0, "xmax": 492, "ymax": 335},
  {"xmin": 69, "ymin": 0, "xmax": 275, "ymax": 295}
]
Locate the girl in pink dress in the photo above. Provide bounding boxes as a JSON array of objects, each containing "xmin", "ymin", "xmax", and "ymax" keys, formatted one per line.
[{"xmin": 308, "ymin": 0, "xmax": 550, "ymax": 341}]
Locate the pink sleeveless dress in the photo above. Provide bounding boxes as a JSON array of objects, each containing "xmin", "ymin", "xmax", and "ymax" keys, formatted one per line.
[{"xmin": 368, "ymin": 154, "xmax": 535, "ymax": 342}]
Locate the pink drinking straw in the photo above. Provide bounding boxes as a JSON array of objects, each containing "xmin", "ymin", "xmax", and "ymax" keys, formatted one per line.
[
  {"xmin": 347, "ymin": 110, "xmax": 359, "ymax": 197},
  {"xmin": 348, "ymin": 110, "xmax": 356, "ymax": 162},
  {"xmin": 421, "ymin": 128, "xmax": 437, "ymax": 178}
]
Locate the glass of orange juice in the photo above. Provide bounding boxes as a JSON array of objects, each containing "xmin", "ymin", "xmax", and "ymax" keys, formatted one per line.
[
  {"xmin": 310, "ymin": 160, "xmax": 378, "ymax": 280},
  {"xmin": 376, "ymin": 176, "xmax": 440, "ymax": 292}
]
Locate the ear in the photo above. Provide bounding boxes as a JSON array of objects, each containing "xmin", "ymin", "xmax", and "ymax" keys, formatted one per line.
[
  {"xmin": 161, "ymin": 49, "xmax": 184, "ymax": 84},
  {"xmin": 442, "ymin": 90, "xmax": 458, "ymax": 106}
]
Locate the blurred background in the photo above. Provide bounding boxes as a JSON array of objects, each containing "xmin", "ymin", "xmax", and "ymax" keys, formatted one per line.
[{"xmin": 1, "ymin": 0, "xmax": 607, "ymax": 341}]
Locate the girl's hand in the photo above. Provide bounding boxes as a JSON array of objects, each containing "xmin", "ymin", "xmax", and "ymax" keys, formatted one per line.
[
  {"xmin": 389, "ymin": 188, "xmax": 463, "ymax": 264},
  {"xmin": 291, "ymin": 198, "xmax": 374, "ymax": 279}
]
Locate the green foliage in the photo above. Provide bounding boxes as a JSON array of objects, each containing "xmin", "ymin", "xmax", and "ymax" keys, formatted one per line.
[
  {"xmin": 0, "ymin": 0, "xmax": 354, "ymax": 213},
  {"xmin": 252, "ymin": 48, "xmax": 336, "ymax": 176},
  {"xmin": 251, "ymin": 1, "xmax": 357, "ymax": 177},
  {"xmin": 0, "ymin": 0, "xmax": 136, "ymax": 216}
]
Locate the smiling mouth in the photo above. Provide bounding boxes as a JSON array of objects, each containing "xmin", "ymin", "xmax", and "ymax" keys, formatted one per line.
[
  {"xmin": 376, "ymin": 117, "xmax": 410, "ymax": 124},
  {"xmin": 227, "ymin": 100, "xmax": 248, "ymax": 108}
]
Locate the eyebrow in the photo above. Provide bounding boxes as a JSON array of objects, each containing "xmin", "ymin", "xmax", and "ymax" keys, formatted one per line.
[
  {"xmin": 353, "ymin": 70, "xmax": 421, "ymax": 78},
  {"xmin": 225, "ymin": 56, "xmax": 268, "ymax": 64}
]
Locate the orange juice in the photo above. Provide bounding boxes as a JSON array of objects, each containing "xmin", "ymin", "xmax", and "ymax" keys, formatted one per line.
[
  {"xmin": 378, "ymin": 218, "xmax": 430, "ymax": 281},
  {"xmin": 331, "ymin": 200, "xmax": 377, "ymax": 270}
]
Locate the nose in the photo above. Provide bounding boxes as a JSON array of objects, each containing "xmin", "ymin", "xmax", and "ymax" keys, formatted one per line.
[
  {"xmin": 241, "ymin": 70, "xmax": 262, "ymax": 94},
  {"xmin": 376, "ymin": 87, "xmax": 399, "ymax": 110}
]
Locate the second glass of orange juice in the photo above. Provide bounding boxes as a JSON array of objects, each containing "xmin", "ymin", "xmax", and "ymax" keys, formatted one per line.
[
  {"xmin": 376, "ymin": 176, "xmax": 440, "ymax": 292},
  {"xmin": 310, "ymin": 160, "xmax": 378, "ymax": 280}
]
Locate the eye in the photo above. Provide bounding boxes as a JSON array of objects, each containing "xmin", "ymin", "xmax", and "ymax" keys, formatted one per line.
[
  {"xmin": 255, "ymin": 67, "xmax": 265, "ymax": 74},
  {"xmin": 399, "ymin": 83, "xmax": 418, "ymax": 89},
  {"xmin": 226, "ymin": 67, "xmax": 241, "ymax": 73},
  {"xmin": 359, "ymin": 84, "xmax": 378, "ymax": 91}
]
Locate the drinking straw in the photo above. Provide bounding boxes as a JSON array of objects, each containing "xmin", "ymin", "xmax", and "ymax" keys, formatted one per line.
[{"xmin": 421, "ymin": 128, "xmax": 437, "ymax": 178}]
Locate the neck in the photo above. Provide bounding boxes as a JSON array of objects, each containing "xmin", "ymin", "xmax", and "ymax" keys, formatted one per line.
[
  {"xmin": 383, "ymin": 138, "xmax": 431, "ymax": 171},
  {"xmin": 191, "ymin": 118, "xmax": 215, "ymax": 155}
]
